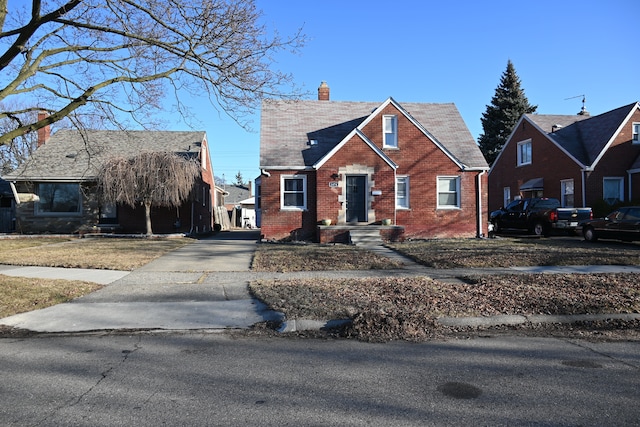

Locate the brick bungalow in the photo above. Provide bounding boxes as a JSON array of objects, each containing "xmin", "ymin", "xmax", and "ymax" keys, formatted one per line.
[
  {"xmin": 3, "ymin": 124, "xmax": 219, "ymax": 235},
  {"xmin": 489, "ymin": 102, "xmax": 640, "ymax": 216},
  {"xmin": 257, "ymin": 82, "xmax": 489, "ymax": 243}
]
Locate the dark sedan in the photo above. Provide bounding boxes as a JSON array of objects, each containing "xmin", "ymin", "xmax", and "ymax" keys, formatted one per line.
[{"xmin": 581, "ymin": 206, "xmax": 640, "ymax": 242}]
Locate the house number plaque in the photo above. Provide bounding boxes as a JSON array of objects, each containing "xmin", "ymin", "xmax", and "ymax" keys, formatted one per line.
[{"xmin": 329, "ymin": 182, "xmax": 339, "ymax": 187}]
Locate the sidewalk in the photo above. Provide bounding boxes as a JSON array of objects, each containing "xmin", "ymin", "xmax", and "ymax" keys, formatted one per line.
[
  {"xmin": 1, "ymin": 233, "xmax": 640, "ymax": 334},
  {"xmin": 0, "ymin": 230, "xmax": 284, "ymax": 333}
]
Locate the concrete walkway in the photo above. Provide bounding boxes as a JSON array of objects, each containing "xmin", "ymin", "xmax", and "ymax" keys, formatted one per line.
[
  {"xmin": 0, "ymin": 230, "xmax": 283, "ymax": 333},
  {"xmin": 2, "ymin": 231, "xmax": 640, "ymax": 334}
]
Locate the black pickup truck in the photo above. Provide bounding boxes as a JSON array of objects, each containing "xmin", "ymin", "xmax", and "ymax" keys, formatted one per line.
[{"xmin": 489, "ymin": 197, "xmax": 592, "ymax": 237}]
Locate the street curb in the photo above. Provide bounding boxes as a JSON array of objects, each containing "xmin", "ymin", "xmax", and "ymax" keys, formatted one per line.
[
  {"xmin": 277, "ymin": 313, "xmax": 640, "ymax": 333},
  {"xmin": 438, "ymin": 313, "xmax": 640, "ymax": 327},
  {"xmin": 278, "ymin": 318, "xmax": 352, "ymax": 333}
]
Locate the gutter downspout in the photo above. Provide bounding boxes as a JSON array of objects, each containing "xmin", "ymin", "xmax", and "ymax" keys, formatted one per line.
[
  {"xmin": 477, "ymin": 170, "xmax": 485, "ymax": 238},
  {"xmin": 581, "ymin": 169, "xmax": 589, "ymax": 208},
  {"xmin": 189, "ymin": 200, "xmax": 195, "ymax": 235},
  {"xmin": 9, "ymin": 182, "xmax": 20, "ymax": 205}
]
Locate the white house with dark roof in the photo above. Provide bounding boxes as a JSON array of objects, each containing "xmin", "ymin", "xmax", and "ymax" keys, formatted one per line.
[
  {"xmin": 489, "ymin": 102, "xmax": 640, "ymax": 216},
  {"xmin": 3, "ymin": 128, "xmax": 218, "ymax": 234},
  {"xmin": 257, "ymin": 82, "xmax": 489, "ymax": 242}
]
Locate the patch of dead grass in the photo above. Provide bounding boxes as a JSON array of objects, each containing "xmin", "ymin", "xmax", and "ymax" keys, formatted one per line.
[
  {"xmin": 250, "ymin": 273, "xmax": 640, "ymax": 342},
  {"xmin": 389, "ymin": 237, "xmax": 640, "ymax": 268},
  {"xmin": 0, "ymin": 275, "xmax": 102, "ymax": 318},
  {"xmin": 0, "ymin": 237, "xmax": 192, "ymax": 270},
  {"xmin": 252, "ymin": 243, "xmax": 403, "ymax": 271}
]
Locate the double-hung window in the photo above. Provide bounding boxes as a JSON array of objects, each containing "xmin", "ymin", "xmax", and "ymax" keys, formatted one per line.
[
  {"xmin": 281, "ymin": 175, "xmax": 307, "ymax": 210},
  {"xmin": 517, "ymin": 140, "xmax": 532, "ymax": 166},
  {"xmin": 633, "ymin": 123, "xmax": 640, "ymax": 144},
  {"xmin": 437, "ymin": 176, "xmax": 460, "ymax": 209},
  {"xmin": 603, "ymin": 177, "xmax": 623, "ymax": 205},
  {"xmin": 383, "ymin": 115, "xmax": 398, "ymax": 148},
  {"xmin": 560, "ymin": 179, "xmax": 574, "ymax": 207},
  {"xmin": 503, "ymin": 187, "xmax": 511, "ymax": 207},
  {"xmin": 396, "ymin": 176, "xmax": 409, "ymax": 209},
  {"xmin": 35, "ymin": 183, "xmax": 81, "ymax": 215}
]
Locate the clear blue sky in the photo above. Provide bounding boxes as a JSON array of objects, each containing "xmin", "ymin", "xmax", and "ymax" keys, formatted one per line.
[{"xmin": 173, "ymin": 0, "xmax": 639, "ymax": 185}]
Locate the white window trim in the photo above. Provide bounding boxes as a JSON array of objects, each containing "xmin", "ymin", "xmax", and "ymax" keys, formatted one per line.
[
  {"xmin": 632, "ymin": 122, "xmax": 640, "ymax": 144},
  {"xmin": 383, "ymin": 115, "xmax": 398, "ymax": 148},
  {"xmin": 396, "ymin": 175, "xmax": 410, "ymax": 209},
  {"xmin": 280, "ymin": 174, "xmax": 307, "ymax": 210},
  {"xmin": 517, "ymin": 139, "xmax": 532, "ymax": 166},
  {"xmin": 503, "ymin": 187, "xmax": 511, "ymax": 207},
  {"xmin": 437, "ymin": 176, "xmax": 461, "ymax": 209},
  {"xmin": 560, "ymin": 179, "xmax": 574, "ymax": 207}
]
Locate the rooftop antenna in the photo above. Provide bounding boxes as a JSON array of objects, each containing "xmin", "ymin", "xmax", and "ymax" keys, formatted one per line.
[{"xmin": 565, "ymin": 94, "xmax": 589, "ymax": 116}]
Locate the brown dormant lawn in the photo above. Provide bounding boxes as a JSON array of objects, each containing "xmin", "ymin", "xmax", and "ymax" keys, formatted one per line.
[
  {"xmin": 249, "ymin": 237, "xmax": 640, "ymax": 341},
  {"xmin": 0, "ymin": 236, "xmax": 192, "ymax": 319}
]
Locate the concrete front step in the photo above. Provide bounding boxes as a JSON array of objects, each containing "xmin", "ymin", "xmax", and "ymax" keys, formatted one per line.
[{"xmin": 349, "ymin": 229, "xmax": 384, "ymax": 246}]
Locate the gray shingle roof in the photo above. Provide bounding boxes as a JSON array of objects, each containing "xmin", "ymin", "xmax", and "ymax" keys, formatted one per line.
[
  {"xmin": 260, "ymin": 99, "xmax": 488, "ymax": 169},
  {"xmin": 224, "ymin": 184, "xmax": 251, "ymax": 205},
  {"xmin": 3, "ymin": 130, "xmax": 205, "ymax": 181},
  {"xmin": 527, "ymin": 103, "xmax": 638, "ymax": 166}
]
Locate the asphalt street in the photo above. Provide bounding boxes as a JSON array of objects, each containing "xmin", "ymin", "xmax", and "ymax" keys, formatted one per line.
[{"xmin": 1, "ymin": 333, "xmax": 639, "ymax": 426}]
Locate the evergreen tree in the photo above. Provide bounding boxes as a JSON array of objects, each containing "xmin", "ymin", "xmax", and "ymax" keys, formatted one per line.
[
  {"xmin": 235, "ymin": 171, "xmax": 244, "ymax": 186},
  {"xmin": 478, "ymin": 60, "xmax": 537, "ymax": 165}
]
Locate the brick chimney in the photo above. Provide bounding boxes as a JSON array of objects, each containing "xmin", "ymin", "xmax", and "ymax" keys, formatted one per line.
[
  {"xmin": 37, "ymin": 111, "xmax": 51, "ymax": 147},
  {"xmin": 318, "ymin": 81, "xmax": 330, "ymax": 101}
]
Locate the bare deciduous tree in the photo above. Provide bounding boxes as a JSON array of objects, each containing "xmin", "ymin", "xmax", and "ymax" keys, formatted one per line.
[
  {"xmin": 0, "ymin": 0, "xmax": 305, "ymax": 146},
  {"xmin": 97, "ymin": 151, "xmax": 201, "ymax": 236},
  {"xmin": 0, "ymin": 106, "xmax": 38, "ymax": 173}
]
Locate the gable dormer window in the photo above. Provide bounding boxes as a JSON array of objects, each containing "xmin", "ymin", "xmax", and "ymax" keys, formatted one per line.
[
  {"xmin": 383, "ymin": 115, "xmax": 398, "ymax": 148},
  {"xmin": 517, "ymin": 139, "xmax": 532, "ymax": 166},
  {"xmin": 633, "ymin": 123, "xmax": 640, "ymax": 144}
]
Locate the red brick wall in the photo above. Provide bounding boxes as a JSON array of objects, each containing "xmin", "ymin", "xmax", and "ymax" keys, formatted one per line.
[
  {"xmin": 363, "ymin": 104, "xmax": 485, "ymax": 238},
  {"xmin": 259, "ymin": 170, "xmax": 317, "ymax": 241},
  {"xmin": 317, "ymin": 133, "xmax": 396, "ymax": 225}
]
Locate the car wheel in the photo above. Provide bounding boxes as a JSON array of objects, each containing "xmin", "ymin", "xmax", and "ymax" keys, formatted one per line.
[
  {"xmin": 532, "ymin": 222, "xmax": 545, "ymax": 237},
  {"xmin": 493, "ymin": 221, "xmax": 501, "ymax": 234},
  {"xmin": 583, "ymin": 226, "xmax": 598, "ymax": 242}
]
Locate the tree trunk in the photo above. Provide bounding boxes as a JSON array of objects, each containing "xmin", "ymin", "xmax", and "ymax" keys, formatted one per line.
[{"xmin": 144, "ymin": 200, "xmax": 153, "ymax": 236}]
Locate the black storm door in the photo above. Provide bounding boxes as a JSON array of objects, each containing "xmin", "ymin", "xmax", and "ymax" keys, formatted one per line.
[{"xmin": 346, "ymin": 175, "xmax": 367, "ymax": 222}]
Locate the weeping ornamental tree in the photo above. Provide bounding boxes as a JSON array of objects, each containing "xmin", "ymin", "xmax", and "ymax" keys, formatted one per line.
[
  {"xmin": 478, "ymin": 60, "xmax": 537, "ymax": 165},
  {"xmin": 97, "ymin": 152, "xmax": 201, "ymax": 236}
]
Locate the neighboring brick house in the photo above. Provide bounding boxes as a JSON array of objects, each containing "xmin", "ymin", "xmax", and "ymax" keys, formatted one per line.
[
  {"xmin": 488, "ymin": 102, "xmax": 640, "ymax": 216},
  {"xmin": 3, "ymin": 127, "xmax": 218, "ymax": 235},
  {"xmin": 257, "ymin": 82, "xmax": 489, "ymax": 242}
]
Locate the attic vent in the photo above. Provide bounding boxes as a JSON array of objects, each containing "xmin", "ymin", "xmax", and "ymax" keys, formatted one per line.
[{"xmin": 308, "ymin": 139, "xmax": 318, "ymax": 146}]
